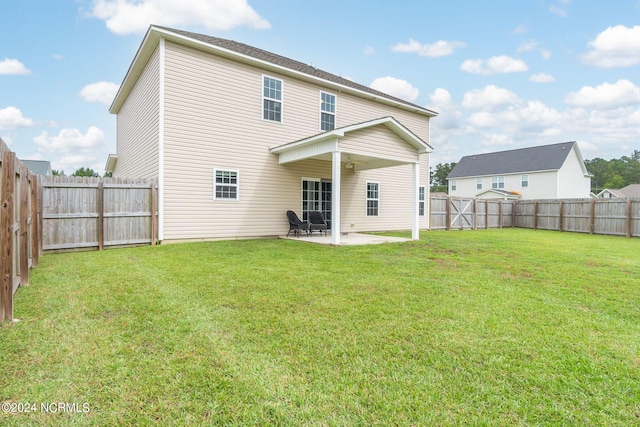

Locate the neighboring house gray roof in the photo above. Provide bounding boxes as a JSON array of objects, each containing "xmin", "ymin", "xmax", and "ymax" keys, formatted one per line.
[
  {"xmin": 448, "ymin": 141, "xmax": 579, "ymax": 179},
  {"xmin": 598, "ymin": 184, "xmax": 640, "ymax": 198},
  {"xmin": 21, "ymin": 159, "xmax": 52, "ymax": 176},
  {"xmin": 141, "ymin": 26, "xmax": 437, "ymax": 117}
]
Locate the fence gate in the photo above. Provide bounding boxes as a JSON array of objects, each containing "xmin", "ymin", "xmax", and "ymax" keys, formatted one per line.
[{"xmin": 450, "ymin": 197, "xmax": 475, "ymax": 229}]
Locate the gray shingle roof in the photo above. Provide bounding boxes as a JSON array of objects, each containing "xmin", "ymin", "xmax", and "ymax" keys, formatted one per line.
[
  {"xmin": 448, "ymin": 142, "xmax": 577, "ymax": 179},
  {"xmin": 21, "ymin": 159, "xmax": 52, "ymax": 176},
  {"xmin": 156, "ymin": 26, "xmax": 436, "ymax": 116}
]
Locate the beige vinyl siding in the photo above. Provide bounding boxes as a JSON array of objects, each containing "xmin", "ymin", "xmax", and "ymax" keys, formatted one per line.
[
  {"xmin": 339, "ymin": 126, "xmax": 419, "ymax": 163},
  {"xmin": 161, "ymin": 41, "xmax": 430, "ymax": 240},
  {"xmin": 114, "ymin": 46, "xmax": 160, "ymax": 178}
]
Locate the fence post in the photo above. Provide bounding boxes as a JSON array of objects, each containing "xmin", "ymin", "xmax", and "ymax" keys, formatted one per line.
[
  {"xmin": 97, "ymin": 180, "xmax": 104, "ymax": 250},
  {"xmin": 498, "ymin": 201, "xmax": 503, "ymax": 228},
  {"xmin": 19, "ymin": 165, "xmax": 29, "ymax": 286},
  {"xmin": 445, "ymin": 197, "xmax": 451, "ymax": 230},
  {"xmin": 1, "ymin": 151, "xmax": 16, "ymax": 322},
  {"xmin": 626, "ymin": 199, "xmax": 633, "ymax": 238},
  {"xmin": 485, "ymin": 200, "xmax": 489, "ymax": 229},
  {"xmin": 150, "ymin": 182, "xmax": 158, "ymax": 245},
  {"xmin": 589, "ymin": 200, "xmax": 596, "ymax": 234},
  {"xmin": 511, "ymin": 201, "xmax": 516, "ymax": 228},
  {"xmin": 533, "ymin": 201, "xmax": 539, "ymax": 230},
  {"xmin": 558, "ymin": 200, "xmax": 564, "ymax": 232},
  {"xmin": 29, "ymin": 175, "xmax": 39, "ymax": 267}
]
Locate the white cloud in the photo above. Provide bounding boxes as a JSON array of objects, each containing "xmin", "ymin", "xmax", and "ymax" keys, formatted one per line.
[
  {"xmin": 91, "ymin": 0, "xmax": 270, "ymax": 35},
  {"xmin": 427, "ymin": 88, "xmax": 462, "ymax": 130},
  {"xmin": 34, "ymin": 127, "xmax": 109, "ymax": 174},
  {"xmin": 530, "ymin": 73, "xmax": 556, "ymax": 83},
  {"xmin": 0, "ymin": 58, "xmax": 31, "ymax": 75},
  {"xmin": 511, "ymin": 24, "xmax": 528, "ymax": 35},
  {"xmin": 392, "ymin": 38, "xmax": 465, "ymax": 57},
  {"xmin": 80, "ymin": 81, "xmax": 120, "ymax": 106},
  {"xmin": 564, "ymin": 79, "xmax": 640, "ymax": 109},
  {"xmin": 517, "ymin": 40, "xmax": 551, "ymax": 59},
  {"xmin": 582, "ymin": 25, "xmax": 640, "ymax": 68},
  {"xmin": 363, "ymin": 46, "xmax": 375, "ymax": 55},
  {"xmin": 370, "ymin": 76, "xmax": 419, "ymax": 102},
  {"xmin": 517, "ymin": 40, "xmax": 538, "ymax": 53},
  {"xmin": 0, "ymin": 106, "xmax": 34, "ymax": 130},
  {"xmin": 460, "ymin": 55, "xmax": 528, "ymax": 75},
  {"xmin": 549, "ymin": 5, "xmax": 568, "ymax": 17},
  {"xmin": 34, "ymin": 127, "xmax": 105, "ymax": 152},
  {"xmin": 462, "ymin": 85, "xmax": 521, "ymax": 110}
]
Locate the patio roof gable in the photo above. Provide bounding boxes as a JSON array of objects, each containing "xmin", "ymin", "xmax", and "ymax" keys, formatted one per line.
[{"xmin": 270, "ymin": 117, "xmax": 432, "ymax": 166}]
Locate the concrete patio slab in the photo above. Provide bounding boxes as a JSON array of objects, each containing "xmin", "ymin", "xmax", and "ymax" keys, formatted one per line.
[{"xmin": 281, "ymin": 232, "xmax": 411, "ymax": 245}]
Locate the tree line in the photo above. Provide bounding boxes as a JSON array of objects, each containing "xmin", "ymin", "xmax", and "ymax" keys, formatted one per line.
[{"xmin": 430, "ymin": 150, "xmax": 640, "ymax": 194}]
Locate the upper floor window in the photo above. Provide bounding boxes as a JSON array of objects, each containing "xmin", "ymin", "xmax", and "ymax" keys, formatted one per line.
[
  {"xmin": 492, "ymin": 176, "xmax": 505, "ymax": 189},
  {"xmin": 263, "ymin": 76, "xmax": 282, "ymax": 122},
  {"xmin": 320, "ymin": 91, "xmax": 336, "ymax": 131},
  {"xmin": 476, "ymin": 178, "xmax": 482, "ymax": 190},
  {"xmin": 521, "ymin": 174, "xmax": 529, "ymax": 187},
  {"xmin": 450, "ymin": 180, "xmax": 457, "ymax": 191}
]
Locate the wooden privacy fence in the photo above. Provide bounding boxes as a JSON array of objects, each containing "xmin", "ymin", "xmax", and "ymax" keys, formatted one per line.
[
  {"xmin": 1, "ymin": 138, "xmax": 42, "ymax": 322},
  {"xmin": 514, "ymin": 198, "xmax": 640, "ymax": 238},
  {"xmin": 430, "ymin": 195, "xmax": 640, "ymax": 238},
  {"xmin": 42, "ymin": 176, "xmax": 158, "ymax": 251},
  {"xmin": 430, "ymin": 195, "xmax": 515, "ymax": 230}
]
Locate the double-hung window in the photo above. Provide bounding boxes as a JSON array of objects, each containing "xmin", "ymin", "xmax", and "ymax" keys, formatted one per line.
[
  {"xmin": 214, "ymin": 169, "xmax": 239, "ymax": 200},
  {"xmin": 521, "ymin": 174, "xmax": 529, "ymax": 187},
  {"xmin": 492, "ymin": 176, "xmax": 505, "ymax": 189},
  {"xmin": 419, "ymin": 186, "xmax": 425, "ymax": 216},
  {"xmin": 366, "ymin": 182, "xmax": 379, "ymax": 216},
  {"xmin": 450, "ymin": 180, "xmax": 457, "ymax": 191},
  {"xmin": 263, "ymin": 76, "xmax": 282, "ymax": 122},
  {"xmin": 476, "ymin": 178, "xmax": 483, "ymax": 190},
  {"xmin": 320, "ymin": 91, "xmax": 336, "ymax": 131}
]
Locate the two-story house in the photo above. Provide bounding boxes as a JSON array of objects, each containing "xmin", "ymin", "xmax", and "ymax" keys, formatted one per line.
[
  {"xmin": 105, "ymin": 26, "xmax": 437, "ymax": 244},
  {"xmin": 447, "ymin": 142, "xmax": 591, "ymax": 200}
]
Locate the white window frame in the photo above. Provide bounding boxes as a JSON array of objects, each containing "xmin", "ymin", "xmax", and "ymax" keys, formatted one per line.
[
  {"xmin": 419, "ymin": 186, "xmax": 425, "ymax": 217},
  {"xmin": 320, "ymin": 91, "xmax": 336, "ymax": 131},
  {"xmin": 450, "ymin": 180, "xmax": 457, "ymax": 191},
  {"xmin": 476, "ymin": 178, "xmax": 483, "ymax": 190},
  {"xmin": 213, "ymin": 169, "xmax": 239, "ymax": 201},
  {"xmin": 492, "ymin": 176, "xmax": 505, "ymax": 189},
  {"xmin": 262, "ymin": 75, "xmax": 283, "ymax": 123},
  {"xmin": 366, "ymin": 181, "xmax": 379, "ymax": 217},
  {"xmin": 521, "ymin": 174, "xmax": 529, "ymax": 188}
]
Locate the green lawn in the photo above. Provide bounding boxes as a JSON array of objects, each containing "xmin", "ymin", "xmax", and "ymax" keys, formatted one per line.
[{"xmin": 1, "ymin": 229, "xmax": 639, "ymax": 426}]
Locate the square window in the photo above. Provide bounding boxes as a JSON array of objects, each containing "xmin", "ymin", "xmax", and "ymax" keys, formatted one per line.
[{"xmin": 214, "ymin": 170, "xmax": 239, "ymax": 200}]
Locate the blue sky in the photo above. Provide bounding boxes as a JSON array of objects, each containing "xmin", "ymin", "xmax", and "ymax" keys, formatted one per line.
[{"xmin": 1, "ymin": 0, "xmax": 639, "ymax": 174}]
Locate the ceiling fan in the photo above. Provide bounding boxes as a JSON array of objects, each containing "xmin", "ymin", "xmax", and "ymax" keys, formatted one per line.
[{"xmin": 343, "ymin": 156, "xmax": 365, "ymax": 169}]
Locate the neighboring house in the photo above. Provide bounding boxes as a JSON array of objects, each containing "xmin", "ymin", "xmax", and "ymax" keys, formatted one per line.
[
  {"xmin": 597, "ymin": 184, "xmax": 640, "ymax": 198},
  {"xmin": 21, "ymin": 160, "xmax": 52, "ymax": 176},
  {"xmin": 447, "ymin": 142, "xmax": 591, "ymax": 200},
  {"xmin": 105, "ymin": 26, "xmax": 437, "ymax": 244}
]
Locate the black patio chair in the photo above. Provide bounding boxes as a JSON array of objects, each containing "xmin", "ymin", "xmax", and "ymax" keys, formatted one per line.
[
  {"xmin": 286, "ymin": 210, "xmax": 309, "ymax": 237},
  {"xmin": 308, "ymin": 211, "xmax": 328, "ymax": 236}
]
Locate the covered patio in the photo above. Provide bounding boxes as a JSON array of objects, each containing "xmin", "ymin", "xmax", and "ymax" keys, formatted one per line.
[
  {"xmin": 271, "ymin": 117, "xmax": 432, "ymax": 245},
  {"xmin": 281, "ymin": 232, "xmax": 411, "ymax": 246}
]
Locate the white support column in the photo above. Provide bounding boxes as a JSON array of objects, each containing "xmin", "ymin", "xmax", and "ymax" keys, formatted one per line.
[
  {"xmin": 332, "ymin": 151, "xmax": 341, "ymax": 245},
  {"xmin": 412, "ymin": 162, "xmax": 420, "ymax": 240}
]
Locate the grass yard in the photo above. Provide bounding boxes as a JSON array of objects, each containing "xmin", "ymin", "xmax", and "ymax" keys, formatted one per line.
[{"xmin": 1, "ymin": 229, "xmax": 639, "ymax": 426}]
